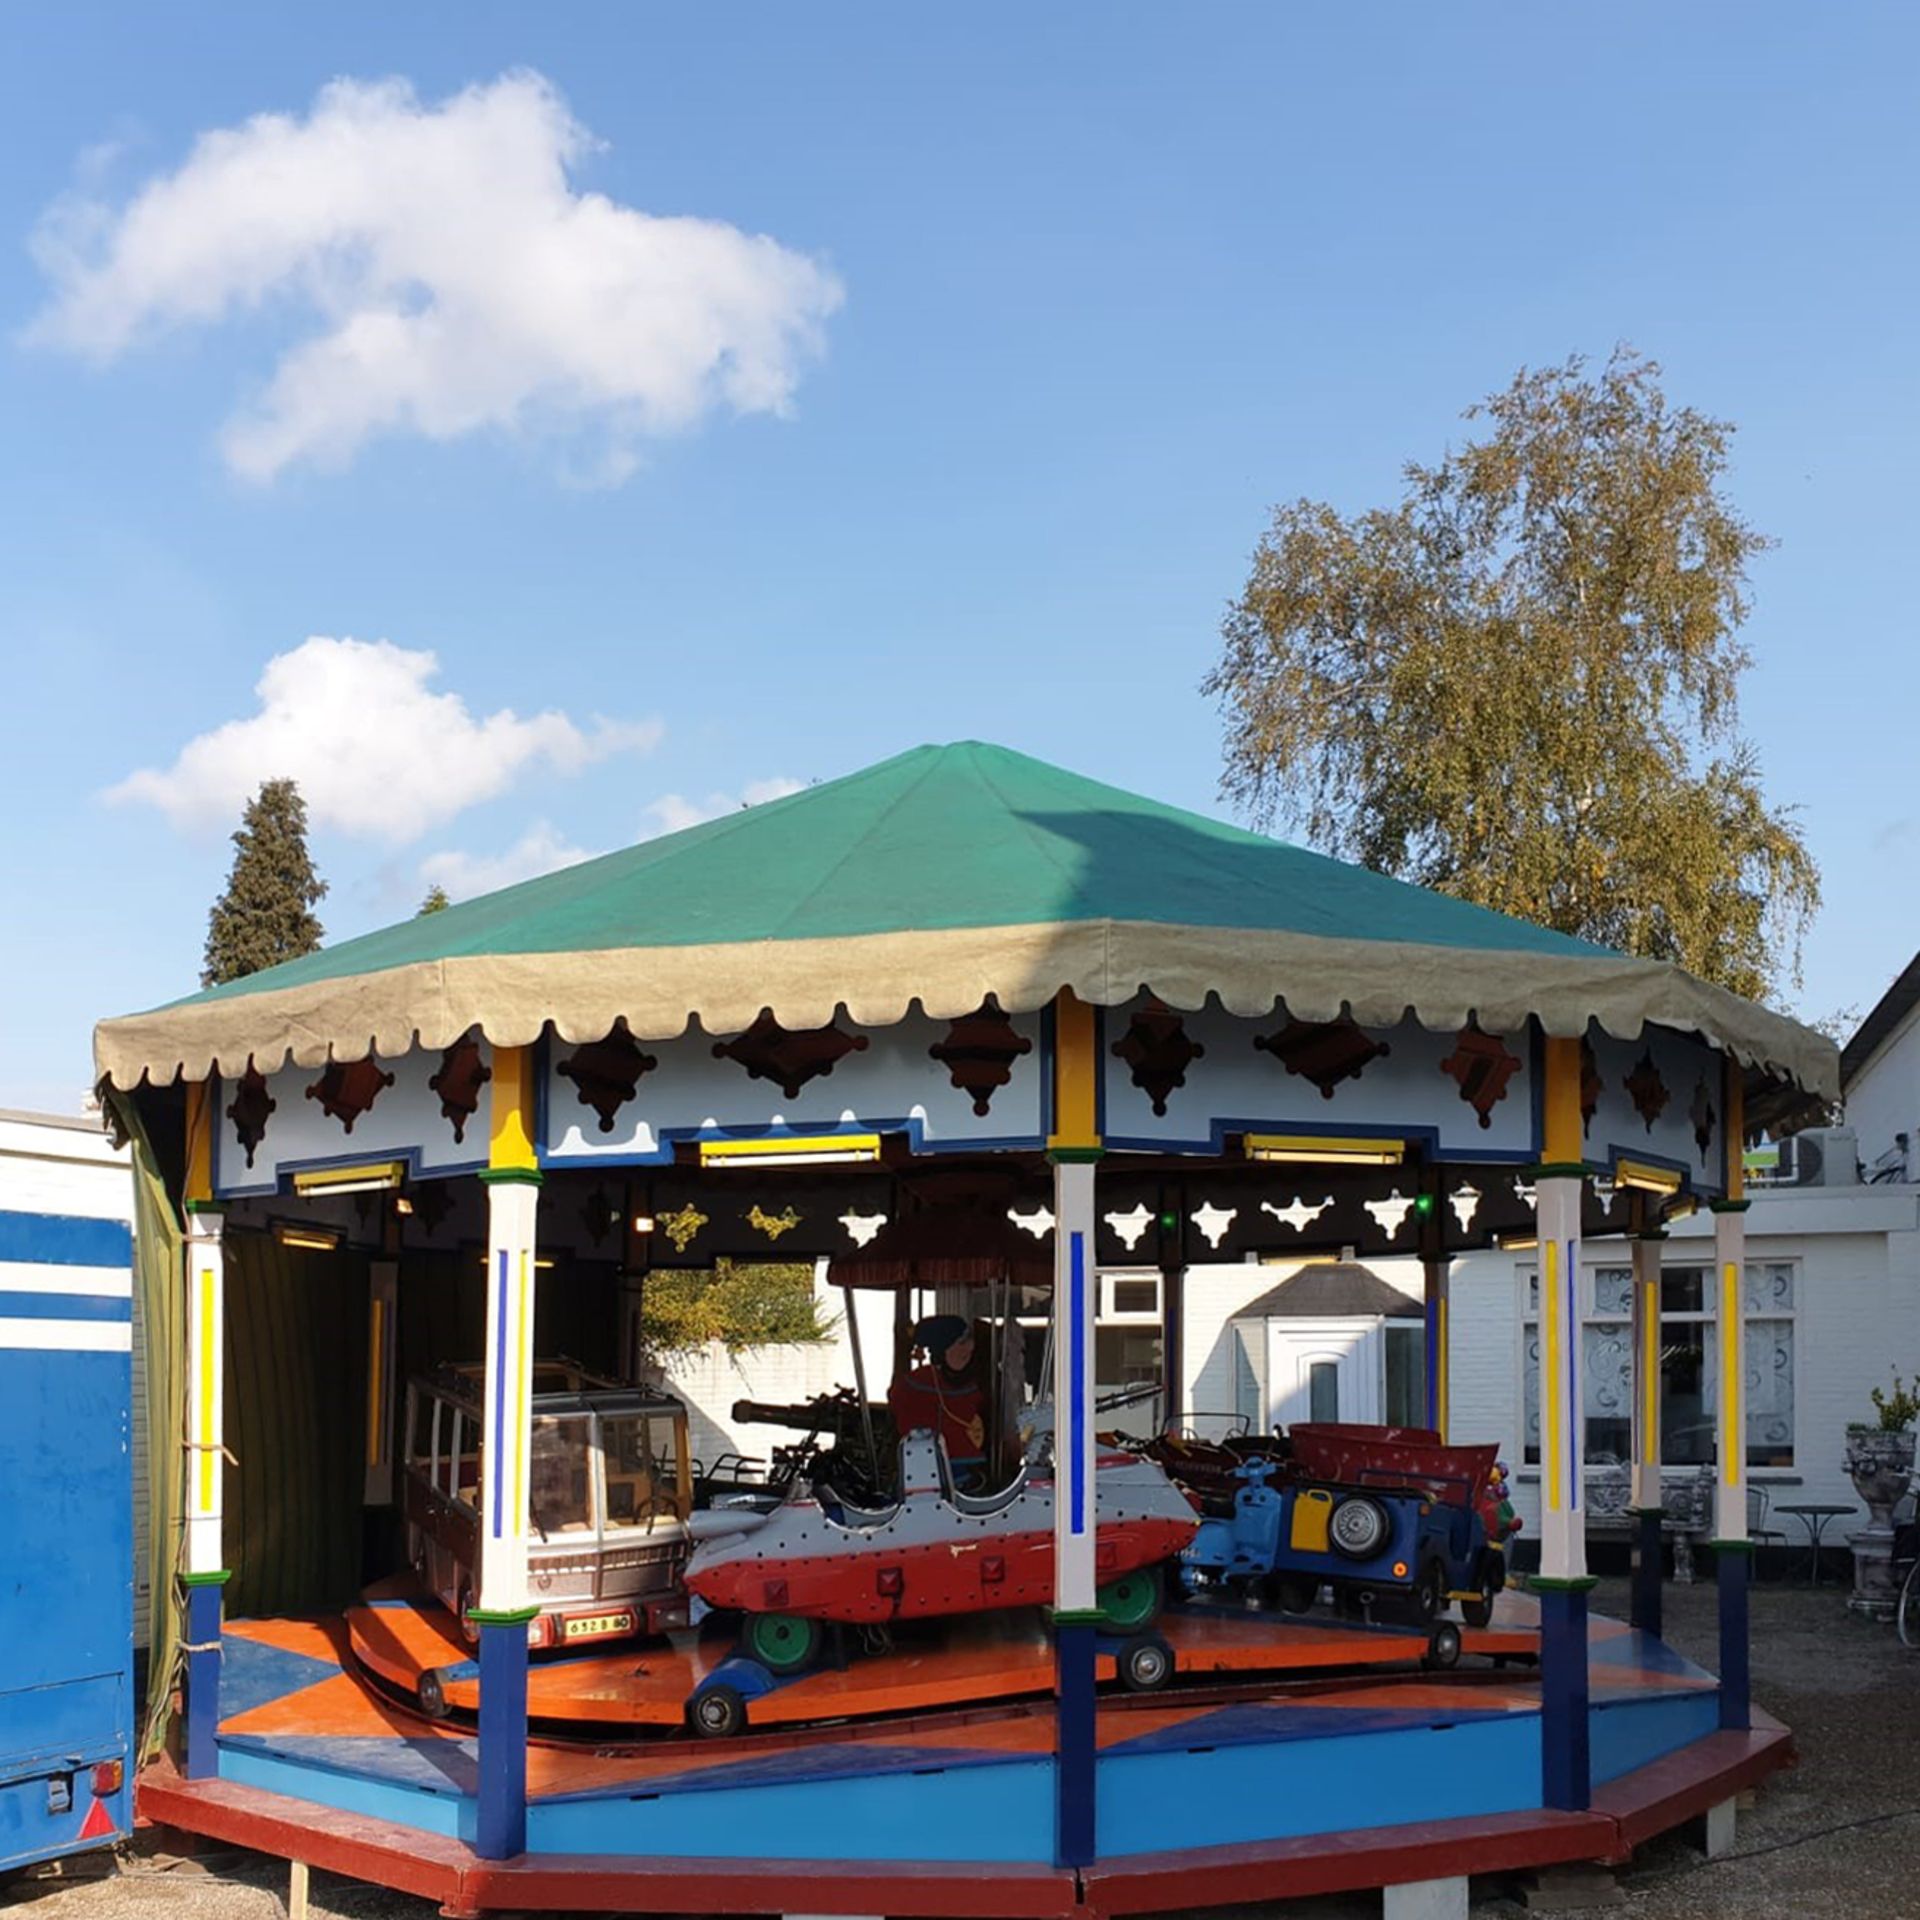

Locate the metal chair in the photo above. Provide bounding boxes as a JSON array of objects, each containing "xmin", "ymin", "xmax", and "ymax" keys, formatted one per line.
[{"xmin": 1749, "ymin": 1484, "xmax": 1788, "ymax": 1571}]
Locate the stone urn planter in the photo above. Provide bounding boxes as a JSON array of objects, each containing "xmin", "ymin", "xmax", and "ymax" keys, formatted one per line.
[{"xmin": 1845, "ymin": 1426, "xmax": 1916, "ymax": 1619}]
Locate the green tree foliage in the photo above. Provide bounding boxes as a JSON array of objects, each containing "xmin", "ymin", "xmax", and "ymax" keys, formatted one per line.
[
  {"xmin": 1206, "ymin": 349, "xmax": 1819, "ymax": 1003},
  {"xmin": 417, "ymin": 884, "xmax": 451, "ymax": 916},
  {"xmin": 637, "ymin": 1260, "xmax": 835, "ymax": 1359},
  {"xmin": 202, "ymin": 778, "xmax": 328, "ymax": 986}
]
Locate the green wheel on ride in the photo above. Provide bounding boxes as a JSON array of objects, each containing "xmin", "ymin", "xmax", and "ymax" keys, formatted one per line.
[
  {"xmin": 1097, "ymin": 1566, "xmax": 1164, "ymax": 1632},
  {"xmin": 743, "ymin": 1612, "xmax": 821, "ymax": 1673}
]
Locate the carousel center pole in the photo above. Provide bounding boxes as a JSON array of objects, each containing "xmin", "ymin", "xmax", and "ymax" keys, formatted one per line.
[
  {"xmin": 181, "ymin": 1081, "xmax": 229, "ymax": 1782},
  {"xmin": 1049, "ymin": 990, "xmax": 1103, "ymax": 1871},
  {"xmin": 1629, "ymin": 1201, "xmax": 1667, "ymax": 1638},
  {"xmin": 473, "ymin": 1045, "xmax": 542, "ymax": 1862}
]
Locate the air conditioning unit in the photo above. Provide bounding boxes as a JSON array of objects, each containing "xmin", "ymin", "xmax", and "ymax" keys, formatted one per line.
[{"xmin": 1775, "ymin": 1126, "xmax": 1860, "ymax": 1188}]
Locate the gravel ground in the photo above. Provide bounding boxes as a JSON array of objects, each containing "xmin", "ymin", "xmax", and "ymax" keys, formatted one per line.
[{"xmin": 3, "ymin": 1576, "xmax": 1914, "ymax": 1920}]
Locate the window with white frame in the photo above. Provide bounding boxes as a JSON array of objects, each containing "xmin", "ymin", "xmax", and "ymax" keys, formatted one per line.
[{"xmin": 1522, "ymin": 1260, "xmax": 1796, "ymax": 1470}]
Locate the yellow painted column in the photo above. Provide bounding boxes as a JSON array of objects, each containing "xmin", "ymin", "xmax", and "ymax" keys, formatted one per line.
[
  {"xmin": 1535, "ymin": 1035, "xmax": 1589, "ymax": 1584},
  {"xmin": 476, "ymin": 1044, "xmax": 541, "ymax": 1619},
  {"xmin": 182, "ymin": 1081, "xmax": 227, "ymax": 1580},
  {"xmin": 1048, "ymin": 990, "xmax": 1103, "ymax": 1619},
  {"xmin": 1713, "ymin": 1067, "xmax": 1748, "ymax": 1545},
  {"xmin": 1630, "ymin": 1223, "xmax": 1666, "ymax": 1514}
]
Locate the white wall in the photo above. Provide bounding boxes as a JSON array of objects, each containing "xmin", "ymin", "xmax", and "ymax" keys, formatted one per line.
[
  {"xmin": 1179, "ymin": 1255, "xmax": 1423, "ymax": 1437},
  {"xmin": 1848, "ymin": 1002, "xmax": 1920, "ymax": 1175},
  {"xmin": 654, "ymin": 1267, "xmax": 896, "ymax": 1478},
  {"xmin": 1445, "ymin": 1182, "xmax": 1920, "ymax": 1541}
]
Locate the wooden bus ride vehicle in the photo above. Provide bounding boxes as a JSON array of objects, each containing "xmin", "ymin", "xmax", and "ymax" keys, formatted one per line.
[{"xmin": 403, "ymin": 1361, "xmax": 695, "ymax": 1651}]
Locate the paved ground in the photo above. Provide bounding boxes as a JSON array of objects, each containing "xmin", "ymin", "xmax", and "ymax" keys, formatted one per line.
[{"xmin": 4, "ymin": 1575, "xmax": 1915, "ymax": 1919}]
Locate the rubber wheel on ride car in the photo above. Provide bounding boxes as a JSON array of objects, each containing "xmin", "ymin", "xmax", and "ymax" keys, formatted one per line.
[
  {"xmin": 1424, "ymin": 1622, "xmax": 1463, "ymax": 1670},
  {"xmin": 1328, "ymin": 1495, "xmax": 1390, "ymax": 1561},
  {"xmin": 1117, "ymin": 1633, "xmax": 1174, "ymax": 1692},
  {"xmin": 689, "ymin": 1684, "xmax": 748, "ymax": 1738},
  {"xmin": 1461, "ymin": 1582, "xmax": 1497, "ymax": 1630},
  {"xmin": 743, "ymin": 1612, "xmax": 822, "ymax": 1673},
  {"xmin": 1411, "ymin": 1559, "xmax": 1445, "ymax": 1625},
  {"xmin": 1097, "ymin": 1566, "xmax": 1164, "ymax": 1632}
]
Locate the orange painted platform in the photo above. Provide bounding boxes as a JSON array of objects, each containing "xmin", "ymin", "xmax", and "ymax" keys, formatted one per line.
[{"xmin": 345, "ymin": 1575, "xmax": 1540, "ymax": 1732}]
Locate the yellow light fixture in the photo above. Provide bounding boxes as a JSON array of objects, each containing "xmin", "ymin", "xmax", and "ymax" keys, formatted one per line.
[
  {"xmin": 1243, "ymin": 1134, "xmax": 1406, "ymax": 1167},
  {"xmin": 631, "ymin": 1215, "xmax": 656, "ymax": 1234},
  {"xmin": 275, "ymin": 1221, "xmax": 344, "ymax": 1253},
  {"xmin": 293, "ymin": 1161, "xmax": 407, "ymax": 1197},
  {"xmin": 1663, "ymin": 1195, "xmax": 1699, "ymax": 1223},
  {"xmin": 393, "ymin": 1194, "xmax": 415, "ymax": 1216},
  {"xmin": 699, "ymin": 1133, "xmax": 882, "ymax": 1168},
  {"xmin": 1496, "ymin": 1232, "xmax": 1539, "ymax": 1252},
  {"xmin": 1613, "ymin": 1158, "xmax": 1682, "ymax": 1197}
]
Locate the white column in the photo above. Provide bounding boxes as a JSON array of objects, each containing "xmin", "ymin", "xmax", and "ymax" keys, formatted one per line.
[
  {"xmin": 1714, "ymin": 1205, "xmax": 1747, "ymax": 1542},
  {"xmin": 1052, "ymin": 1157, "xmax": 1098, "ymax": 1615},
  {"xmin": 1534, "ymin": 1175, "xmax": 1586, "ymax": 1581},
  {"xmin": 184, "ymin": 1210, "xmax": 227, "ymax": 1576},
  {"xmin": 478, "ymin": 1176, "xmax": 539, "ymax": 1615},
  {"xmin": 1630, "ymin": 1232, "xmax": 1664, "ymax": 1512}
]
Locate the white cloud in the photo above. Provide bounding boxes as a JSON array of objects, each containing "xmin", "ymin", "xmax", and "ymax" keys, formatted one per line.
[
  {"xmin": 642, "ymin": 776, "xmax": 803, "ymax": 837},
  {"xmin": 27, "ymin": 72, "xmax": 844, "ymax": 481},
  {"xmin": 106, "ymin": 635, "xmax": 659, "ymax": 842},
  {"xmin": 420, "ymin": 822, "xmax": 601, "ymax": 900}
]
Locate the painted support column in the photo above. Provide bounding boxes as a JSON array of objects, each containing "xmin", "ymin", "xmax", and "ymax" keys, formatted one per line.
[
  {"xmin": 474, "ymin": 1045, "xmax": 541, "ymax": 1862},
  {"xmin": 364, "ymin": 1258, "xmax": 398, "ymax": 1506},
  {"xmin": 1629, "ymin": 1223, "xmax": 1667, "ymax": 1637},
  {"xmin": 1534, "ymin": 1035, "xmax": 1593, "ymax": 1812},
  {"xmin": 1712, "ymin": 1066, "xmax": 1751, "ymax": 1732},
  {"xmin": 181, "ymin": 1082, "xmax": 228, "ymax": 1782},
  {"xmin": 1420, "ymin": 1173, "xmax": 1448, "ymax": 1437},
  {"xmin": 1048, "ymin": 990, "xmax": 1103, "ymax": 1871}
]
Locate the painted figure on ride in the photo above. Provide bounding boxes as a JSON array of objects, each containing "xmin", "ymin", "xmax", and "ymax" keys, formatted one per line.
[{"xmin": 888, "ymin": 1314, "xmax": 987, "ymax": 1482}]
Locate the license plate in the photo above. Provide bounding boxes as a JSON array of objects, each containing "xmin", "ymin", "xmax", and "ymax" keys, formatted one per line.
[{"xmin": 562, "ymin": 1613, "xmax": 629, "ymax": 1639}]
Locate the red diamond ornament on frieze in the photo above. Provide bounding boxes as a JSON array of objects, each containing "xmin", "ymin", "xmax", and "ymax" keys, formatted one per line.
[
  {"xmin": 1438, "ymin": 1026, "xmax": 1521, "ymax": 1130},
  {"xmin": 306, "ymin": 1058, "xmax": 396, "ymax": 1134},
  {"xmin": 428, "ymin": 1035, "xmax": 491, "ymax": 1145},
  {"xmin": 225, "ymin": 1065, "xmax": 276, "ymax": 1169},
  {"xmin": 1253, "ymin": 1014, "xmax": 1390, "ymax": 1100},
  {"xmin": 713, "ymin": 1012, "xmax": 870, "ymax": 1102},
  {"xmin": 1111, "ymin": 998, "xmax": 1207, "ymax": 1117},
  {"xmin": 1625, "ymin": 1050, "xmax": 1670, "ymax": 1133},
  {"xmin": 557, "ymin": 1028, "xmax": 659, "ymax": 1135},
  {"xmin": 928, "ymin": 1004, "xmax": 1034, "ymax": 1117}
]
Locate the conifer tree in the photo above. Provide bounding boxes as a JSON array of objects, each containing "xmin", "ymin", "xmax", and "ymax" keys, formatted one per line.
[
  {"xmin": 202, "ymin": 779, "xmax": 328, "ymax": 986},
  {"xmin": 417, "ymin": 884, "xmax": 451, "ymax": 916}
]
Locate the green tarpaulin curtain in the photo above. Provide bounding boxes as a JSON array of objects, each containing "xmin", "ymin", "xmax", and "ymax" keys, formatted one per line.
[{"xmin": 115, "ymin": 1093, "xmax": 184, "ymax": 1764}]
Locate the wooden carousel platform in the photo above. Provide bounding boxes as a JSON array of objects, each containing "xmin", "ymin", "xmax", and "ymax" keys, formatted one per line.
[
  {"xmin": 344, "ymin": 1575, "xmax": 1542, "ymax": 1731},
  {"xmin": 133, "ymin": 1588, "xmax": 1791, "ymax": 1913}
]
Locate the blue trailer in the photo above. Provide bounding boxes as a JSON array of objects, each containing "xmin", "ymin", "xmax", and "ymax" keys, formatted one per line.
[{"xmin": 0, "ymin": 1207, "xmax": 134, "ymax": 1872}]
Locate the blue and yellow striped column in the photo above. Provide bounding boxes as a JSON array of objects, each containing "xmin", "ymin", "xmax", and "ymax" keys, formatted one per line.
[
  {"xmin": 1629, "ymin": 1218, "xmax": 1667, "ymax": 1636},
  {"xmin": 181, "ymin": 1080, "xmax": 229, "ymax": 1780},
  {"xmin": 474, "ymin": 1042, "xmax": 541, "ymax": 1860},
  {"xmin": 1711, "ymin": 1063, "xmax": 1752, "ymax": 1731},
  {"xmin": 1533, "ymin": 1033, "xmax": 1594, "ymax": 1811},
  {"xmin": 1048, "ymin": 989, "xmax": 1104, "ymax": 1870}
]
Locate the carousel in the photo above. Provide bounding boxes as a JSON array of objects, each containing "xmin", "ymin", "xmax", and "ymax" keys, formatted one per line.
[{"xmin": 98, "ymin": 740, "xmax": 1834, "ymax": 1917}]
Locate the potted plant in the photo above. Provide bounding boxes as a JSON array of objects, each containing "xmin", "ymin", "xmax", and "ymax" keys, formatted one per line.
[{"xmin": 1845, "ymin": 1372, "xmax": 1919, "ymax": 1618}]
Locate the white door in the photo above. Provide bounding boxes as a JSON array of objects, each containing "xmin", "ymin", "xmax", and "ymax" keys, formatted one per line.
[{"xmin": 1265, "ymin": 1317, "xmax": 1385, "ymax": 1429}]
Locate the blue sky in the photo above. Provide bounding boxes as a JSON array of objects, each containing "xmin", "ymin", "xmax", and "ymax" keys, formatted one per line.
[{"xmin": 2, "ymin": 5, "xmax": 1913, "ymax": 1110}]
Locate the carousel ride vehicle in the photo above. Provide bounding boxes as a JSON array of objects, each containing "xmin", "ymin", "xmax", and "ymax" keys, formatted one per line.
[
  {"xmin": 1178, "ymin": 1425, "xmax": 1502, "ymax": 1644},
  {"xmin": 682, "ymin": 1424, "xmax": 1198, "ymax": 1697},
  {"xmin": 403, "ymin": 1360, "xmax": 702, "ymax": 1653}
]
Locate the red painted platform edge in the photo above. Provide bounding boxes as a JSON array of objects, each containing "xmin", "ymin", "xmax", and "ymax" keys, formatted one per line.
[
  {"xmin": 1078, "ymin": 1808, "xmax": 1616, "ymax": 1915},
  {"xmin": 135, "ymin": 1711, "xmax": 1798, "ymax": 1920},
  {"xmin": 1590, "ymin": 1708, "xmax": 1795, "ymax": 1860},
  {"xmin": 136, "ymin": 1757, "xmax": 1083, "ymax": 1920}
]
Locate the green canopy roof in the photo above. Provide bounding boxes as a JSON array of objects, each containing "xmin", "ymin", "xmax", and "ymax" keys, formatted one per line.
[{"xmin": 94, "ymin": 741, "xmax": 1834, "ymax": 1097}]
